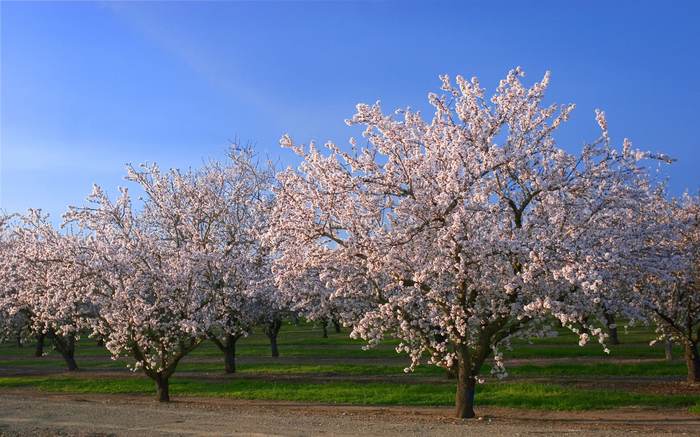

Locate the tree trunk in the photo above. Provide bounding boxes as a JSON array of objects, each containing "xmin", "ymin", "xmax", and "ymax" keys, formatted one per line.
[
  {"xmin": 266, "ymin": 318, "xmax": 282, "ymax": 358},
  {"xmin": 155, "ymin": 374, "xmax": 170, "ymax": 402},
  {"xmin": 35, "ymin": 333, "xmax": 45, "ymax": 357},
  {"xmin": 665, "ymin": 339, "xmax": 673, "ymax": 361},
  {"xmin": 321, "ymin": 318, "xmax": 328, "ymax": 338},
  {"xmin": 210, "ymin": 333, "xmax": 241, "ymax": 374},
  {"xmin": 269, "ymin": 335, "xmax": 279, "ymax": 358},
  {"xmin": 455, "ymin": 357, "xmax": 477, "ymax": 419},
  {"xmin": 684, "ymin": 340, "xmax": 700, "ymax": 384},
  {"xmin": 603, "ymin": 312, "xmax": 619, "ymax": 345},
  {"xmin": 332, "ymin": 318, "xmax": 341, "ymax": 334},
  {"xmin": 59, "ymin": 346, "xmax": 79, "ymax": 372},
  {"xmin": 223, "ymin": 334, "xmax": 238, "ymax": 374},
  {"xmin": 52, "ymin": 334, "xmax": 78, "ymax": 371}
]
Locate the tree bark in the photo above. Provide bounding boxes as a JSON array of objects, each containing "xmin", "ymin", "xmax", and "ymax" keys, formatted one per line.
[
  {"xmin": 223, "ymin": 334, "xmax": 238, "ymax": 374},
  {"xmin": 321, "ymin": 318, "xmax": 328, "ymax": 338},
  {"xmin": 35, "ymin": 333, "xmax": 45, "ymax": 357},
  {"xmin": 59, "ymin": 347, "xmax": 79, "ymax": 372},
  {"xmin": 51, "ymin": 333, "xmax": 78, "ymax": 371},
  {"xmin": 684, "ymin": 340, "xmax": 700, "ymax": 384},
  {"xmin": 209, "ymin": 333, "xmax": 241, "ymax": 374},
  {"xmin": 455, "ymin": 357, "xmax": 476, "ymax": 419},
  {"xmin": 270, "ymin": 335, "xmax": 279, "ymax": 358},
  {"xmin": 266, "ymin": 318, "xmax": 282, "ymax": 358},
  {"xmin": 134, "ymin": 339, "xmax": 197, "ymax": 403},
  {"xmin": 332, "ymin": 318, "xmax": 341, "ymax": 334},
  {"xmin": 603, "ymin": 312, "xmax": 620, "ymax": 345},
  {"xmin": 155, "ymin": 374, "xmax": 170, "ymax": 402},
  {"xmin": 665, "ymin": 339, "xmax": 674, "ymax": 361}
]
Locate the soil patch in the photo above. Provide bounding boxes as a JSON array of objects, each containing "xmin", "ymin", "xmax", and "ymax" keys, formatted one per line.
[{"xmin": 0, "ymin": 390, "xmax": 698, "ymax": 436}]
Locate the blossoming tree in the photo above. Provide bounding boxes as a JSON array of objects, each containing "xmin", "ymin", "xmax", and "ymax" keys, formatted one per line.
[
  {"xmin": 65, "ymin": 149, "xmax": 274, "ymax": 399},
  {"xmin": 267, "ymin": 68, "xmax": 662, "ymax": 418},
  {"xmin": 0, "ymin": 211, "xmax": 91, "ymax": 371},
  {"xmin": 193, "ymin": 150, "xmax": 275, "ymax": 372},
  {"xmin": 629, "ymin": 194, "xmax": 700, "ymax": 383},
  {"xmin": 277, "ymin": 267, "xmax": 367, "ymax": 338},
  {"xmin": 0, "ymin": 214, "xmax": 24, "ymax": 346}
]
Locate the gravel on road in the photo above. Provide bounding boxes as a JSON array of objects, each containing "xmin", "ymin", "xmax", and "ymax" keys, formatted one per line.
[{"xmin": 0, "ymin": 390, "xmax": 698, "ymax": 436}]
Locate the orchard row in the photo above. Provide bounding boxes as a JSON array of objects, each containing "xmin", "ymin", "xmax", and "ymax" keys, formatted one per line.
[{"xmin": 1, "ymin": 68, "xmax": 697, "ymax": 419}]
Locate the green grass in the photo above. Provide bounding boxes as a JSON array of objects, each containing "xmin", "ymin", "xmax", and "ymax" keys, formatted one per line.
[
  {"xmin": 0, "ymin": 322, "xmax": 681, "ymax": 362},
  {"xmin": 189, "ymin": 361, "xmax": 689, "ymax": 378},
  {"xmin": 506, "ymin": 343, "xmax": 683, "ymax": 359},
  {"xmin": 2, "ymin": 322, "xmax": 696, "ymax": 413},
  {"xmin": 0, "ymin": 358, "xmax": 687, "ymax": 378},
  {"xmin": 507, "ymin": 362, "xmax": 687, "ymax": 377},
  {"xmin": 0, "ymin": 376, "xmax": 697, "ymax": 411}
]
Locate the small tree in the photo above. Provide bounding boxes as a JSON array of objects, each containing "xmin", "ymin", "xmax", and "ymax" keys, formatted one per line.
[
  {"xmin": 207, "ymin": 294, "xmax": 252, "ymax": 374},
  {"xmin": 267, "ymin": 68, "xmax": 662, "ymax": 418},
  {"xmin": 277, "ymin": 269, "xmax": 355, "ymax": 339},
  {"xmin": 197, "ymin": 149, "xmax": 276, "ymax": 372},
  {"xmin": 250, "ymin": 282, "xmax": 288, "ymax": 358}
]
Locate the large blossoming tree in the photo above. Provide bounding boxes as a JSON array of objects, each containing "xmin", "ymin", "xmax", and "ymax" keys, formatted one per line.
[{"xmin": 267, "ymin": 68, "xmax": 663, "ymax": 418}]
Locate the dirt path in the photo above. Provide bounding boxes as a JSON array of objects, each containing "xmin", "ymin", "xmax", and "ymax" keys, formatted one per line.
[{"xmin": 0, "ymin": 390, "xmax": 698, "ymax": 436}]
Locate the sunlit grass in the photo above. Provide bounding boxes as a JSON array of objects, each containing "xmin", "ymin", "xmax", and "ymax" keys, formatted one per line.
[
  {"xmin": 0, "ymin": 376, "xmax": 697, "ymax": 411},
  {"xmin": 0, "ymin": 358, "xmax": 688, "ymax": 378}
]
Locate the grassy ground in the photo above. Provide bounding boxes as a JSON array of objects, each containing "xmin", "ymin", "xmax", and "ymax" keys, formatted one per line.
[
  {"xmin": 0, "ymin": 322, "xmax": 697, "ymax": 412},
  {"xmin": 0, "ymin": 358, "xmax": 689, "ymax": 378},
  {"xmin": 1, "ymin": 376, "xmax": 698, "ymax": 411}
]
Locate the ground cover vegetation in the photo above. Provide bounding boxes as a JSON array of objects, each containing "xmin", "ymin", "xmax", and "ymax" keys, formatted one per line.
[{"xmin": 0, "ymin": 324, "xmax": 698, "ymax": 413}]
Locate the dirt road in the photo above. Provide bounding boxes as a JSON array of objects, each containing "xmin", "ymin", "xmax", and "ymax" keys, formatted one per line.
[{"xmin": 0, "ymin": 390, "xmax": 698, "ymax": 436}]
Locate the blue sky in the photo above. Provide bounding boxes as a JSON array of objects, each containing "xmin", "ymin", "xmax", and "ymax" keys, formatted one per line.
[{"xmin": 2, "ymin": 1, "xmax": 699, "ymax": 221}]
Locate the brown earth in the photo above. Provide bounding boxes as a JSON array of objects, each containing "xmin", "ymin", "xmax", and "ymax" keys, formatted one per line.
[{"xmin": 0, "ymin": 390, "xmax": 699, "ymax": 436}]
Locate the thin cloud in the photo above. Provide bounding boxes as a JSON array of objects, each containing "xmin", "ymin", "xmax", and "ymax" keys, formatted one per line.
[{"xmin": 102, "ymin": 2, "xmax": 285, "ymax": 117}]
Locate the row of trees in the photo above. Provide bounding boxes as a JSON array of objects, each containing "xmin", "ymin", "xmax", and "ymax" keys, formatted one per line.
[{"xmin": 1, "ymin": 68, "xmax": 698, "ymax": 418}]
